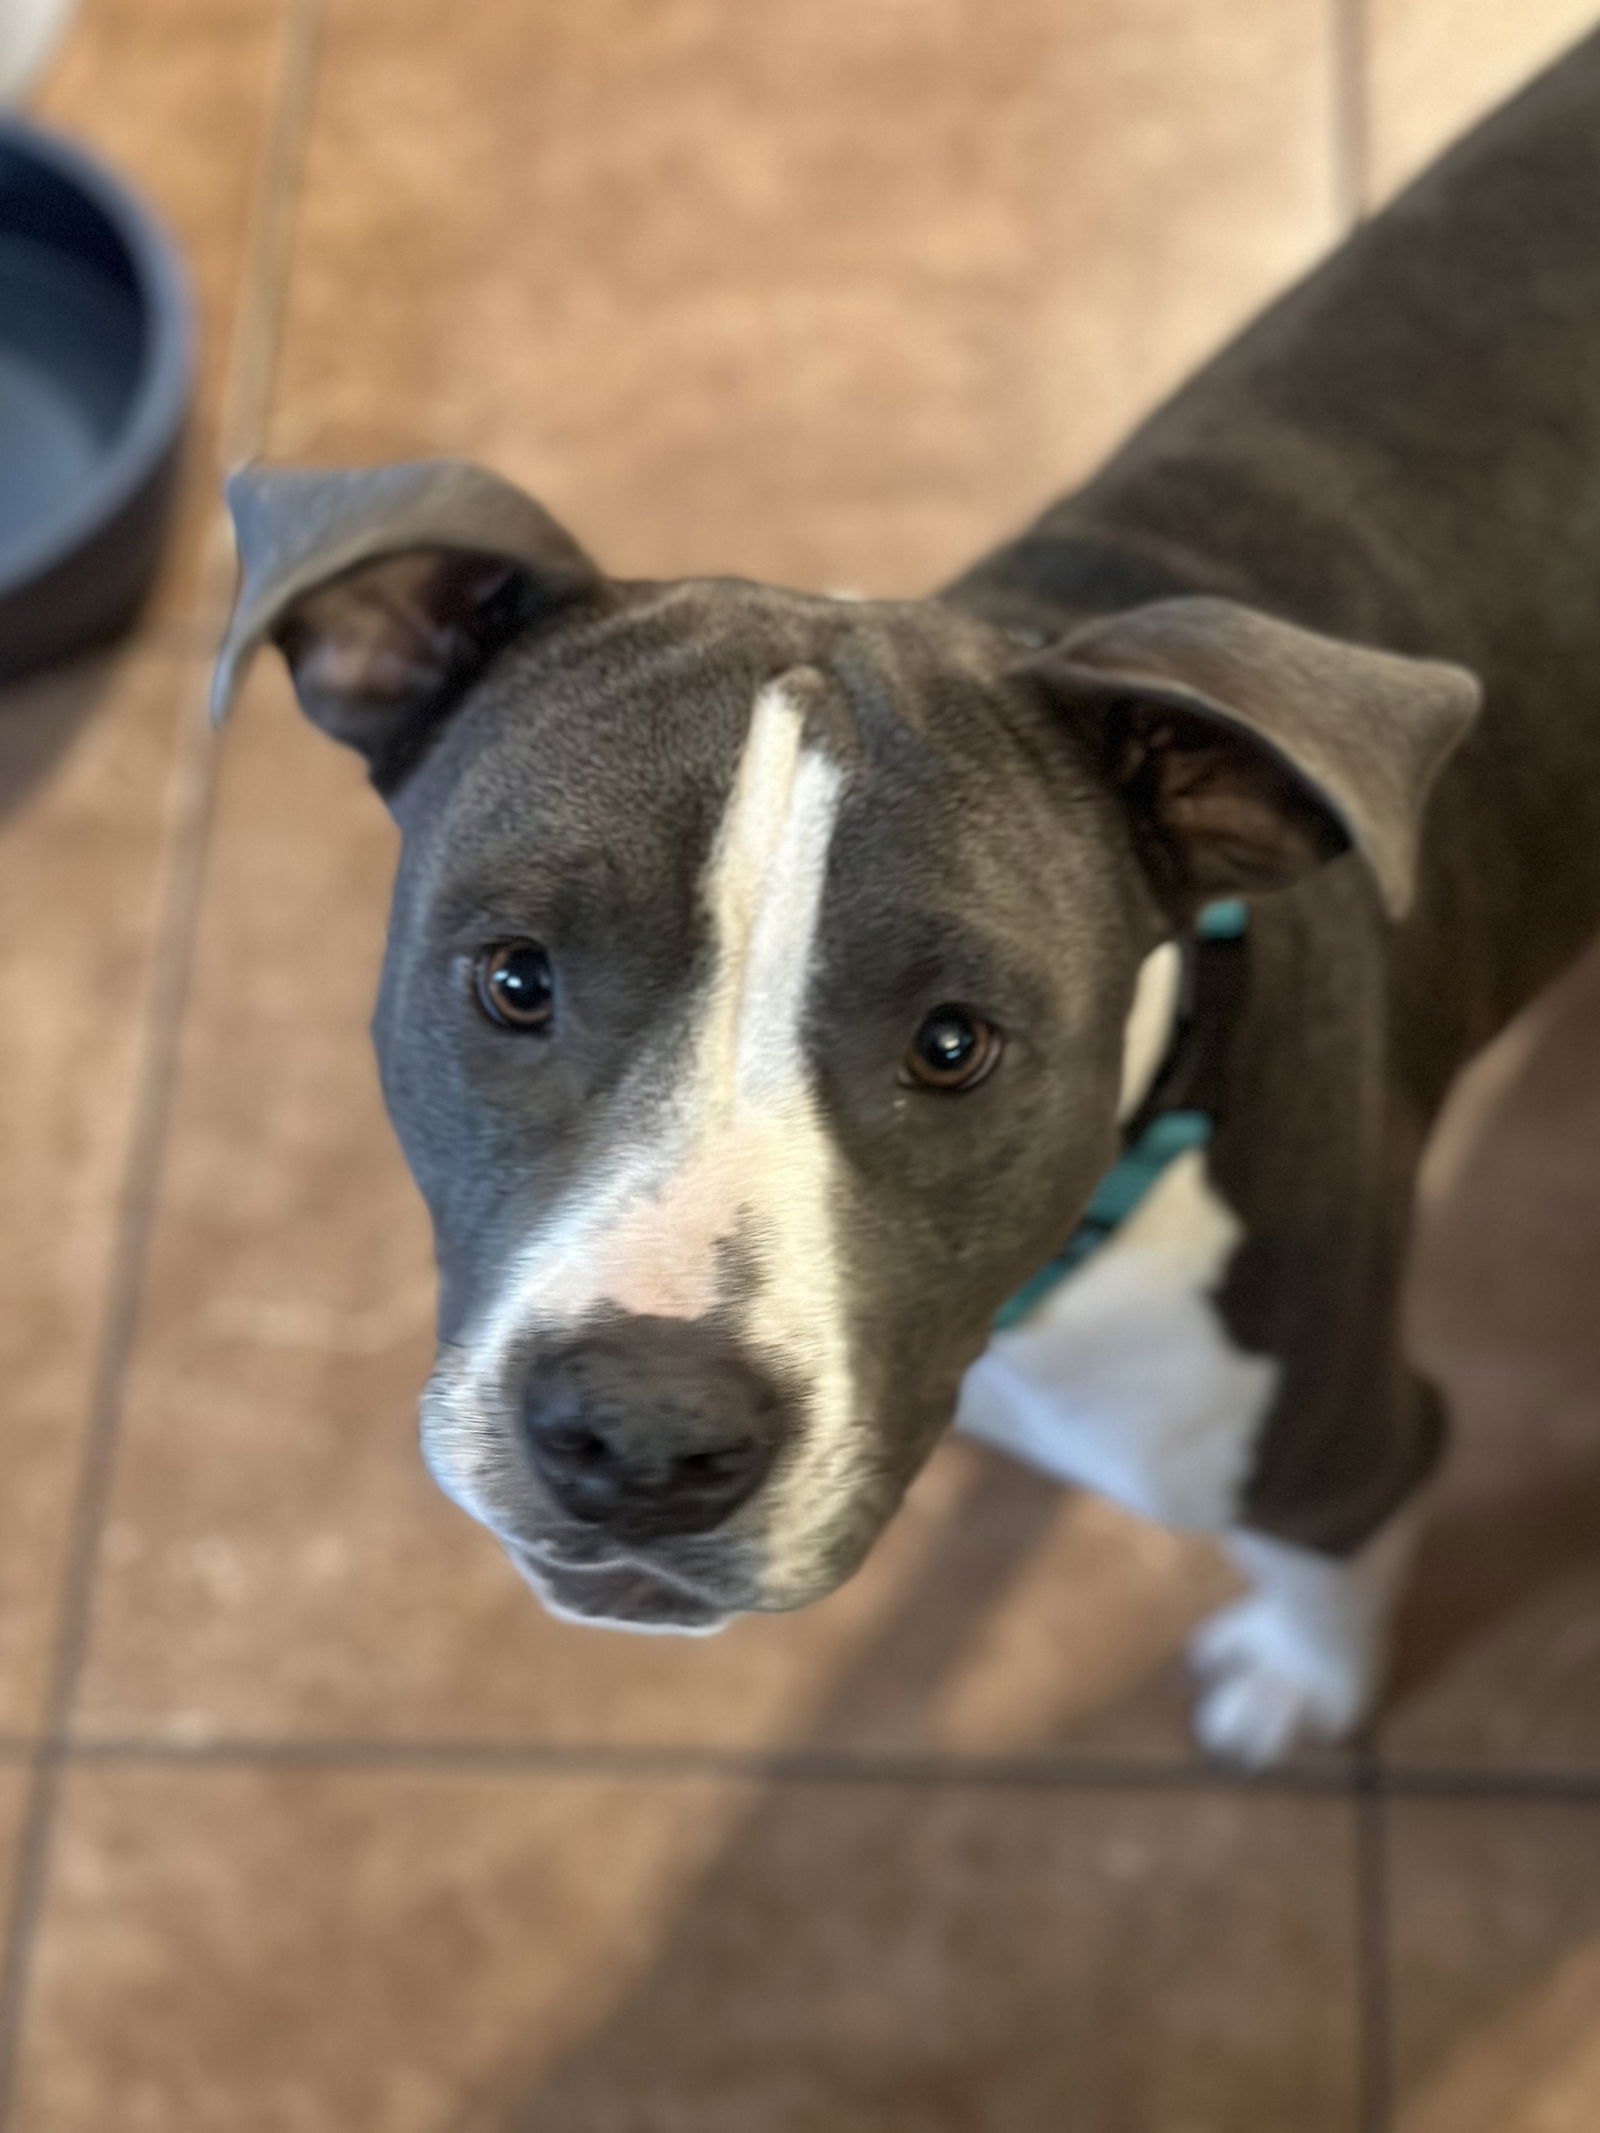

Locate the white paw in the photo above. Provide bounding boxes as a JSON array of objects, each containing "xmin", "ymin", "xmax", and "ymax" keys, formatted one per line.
[{"xmin": 1188, "ymin": 1595, "xmax": 1372, "ymax": 1769}]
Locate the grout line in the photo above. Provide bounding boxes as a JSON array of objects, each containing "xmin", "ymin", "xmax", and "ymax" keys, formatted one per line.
[
  {"xmin": 190, "ymin": 0, "xmax": 328, "ymax": 640},
  {"xmin": 62, "ymin": 1734, "xmax": 1367, "ymax": 1792},
  {"xmin": 1378, "ymin": 1762, "xmax": 1600, "ymax": 1802},
  {"xmin": 1354, "ymin": 1749, "xmax": 1395, "ymax": 2133},
  {"xmin": 214, "ymin": 2, "xmax": 325, "ymax": 467},
  {"xmin": 42, "ymin": 1732, "xmax": 1600, "ymax": 1801},
  {"xmin": 0, "ymin": 2, "xmax": 327, "ymax": 2121},
  {"xmin": 1332, "ymin": 0, "xmax": 1370, "ymax": 227}
]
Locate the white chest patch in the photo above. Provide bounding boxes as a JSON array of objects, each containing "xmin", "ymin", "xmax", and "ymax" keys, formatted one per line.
[
  {"xmin": 955, "ymin": 1147, "xmax": 1278, "ymax": 1532},
  {"xmin": 1116, "ymin": 939, "xmax": 1182, "ymax": 1121}
]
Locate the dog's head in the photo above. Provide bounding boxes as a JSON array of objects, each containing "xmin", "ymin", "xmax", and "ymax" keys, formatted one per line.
[{"xmin": 215, "ymin": 459, "xmax": 1477, "ymax": 1631}]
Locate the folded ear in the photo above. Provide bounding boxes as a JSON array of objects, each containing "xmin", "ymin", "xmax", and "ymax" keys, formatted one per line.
[
  {"xmin": 1023, "ymin": 596, "xmax": 1480, "ymax": 919},
  {"xmin": 212, "ymin": 459, "xmax": 606, "ymax": 787}
]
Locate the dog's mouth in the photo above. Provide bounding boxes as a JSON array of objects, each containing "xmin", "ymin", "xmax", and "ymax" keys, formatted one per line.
[{"xmin": 508, "ymin": 1542, "xmax": 734, "ymax": 1635}]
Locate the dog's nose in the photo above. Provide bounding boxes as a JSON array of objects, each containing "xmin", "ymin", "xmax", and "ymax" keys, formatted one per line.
[{"xmin": 521, "ymin": 1318, "xmax": 785, "ymax": 1541}]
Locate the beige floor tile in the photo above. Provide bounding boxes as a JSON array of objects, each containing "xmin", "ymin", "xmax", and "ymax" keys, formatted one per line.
[
  {"xmin": 10, "ymin": 1763, "xmax": 1360, "ymax": 2133},
  {"xmin": 1365, "ymin": 1, "xmax": 1600, "ymax": 203},
  {"xmin": 74, "ymin": 671, "xmax": 1228, "ymax": 1761},
  {"xmin": 1389, "ymin": 1797, "xmax": 1600, "ymax": 2133},
  {"xmin": 1392, "ymin": 941, "xmax": 1600, "ymax": 1774},
  {"xmin": 0, "ymin": 652, "xmax": 198, "ymax": 1732},
  {"xmin": 266, "ymin": 0, "xmax": 1339, "ymax": 596},
  {"xmin": 32, "ymin": 0, "xmax": 290, "ymax": 629}
]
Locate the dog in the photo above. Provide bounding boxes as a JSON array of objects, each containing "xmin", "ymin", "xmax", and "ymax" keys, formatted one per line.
[{"xmin": 212, "ymin": 35, "xmax": 1600, "ymax": 1765}]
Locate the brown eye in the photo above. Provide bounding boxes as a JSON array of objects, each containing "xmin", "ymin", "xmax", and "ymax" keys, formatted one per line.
[
  {"xmin": 475, "ymin": 939, "xmax": 555, "ymax": 1030},
  {"xmin": 900, "ymin": 1005, "xmax": 1002, "ymax": 1092}
]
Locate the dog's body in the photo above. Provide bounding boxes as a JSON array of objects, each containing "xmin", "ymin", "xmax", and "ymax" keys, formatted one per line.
[
  {"xmin": 215, "ymin": 36, "xmax": 1600, "ymax": 1763},
  {"xmin": 945, "ymin": 40, "xmax": 1600, "ymax": 1751}
]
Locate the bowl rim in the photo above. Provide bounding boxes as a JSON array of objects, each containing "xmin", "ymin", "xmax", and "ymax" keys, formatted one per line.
[{"xmin": 0, "ymin": 111, "xmax": 193, "ymax": 596}]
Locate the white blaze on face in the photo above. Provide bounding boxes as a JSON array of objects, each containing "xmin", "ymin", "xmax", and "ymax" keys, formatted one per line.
[{"xmin": 458, "ymin": 675, "xmax": 859, "ymax": 1582}]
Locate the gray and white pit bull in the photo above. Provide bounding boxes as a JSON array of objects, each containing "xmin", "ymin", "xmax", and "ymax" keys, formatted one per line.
[{"xmin": 213, "ymin": 38, "xmax": 1600, "ymax": 1765}]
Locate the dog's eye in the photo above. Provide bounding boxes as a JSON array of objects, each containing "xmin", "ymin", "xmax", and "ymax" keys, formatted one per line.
[
  {"xmin": 475, "ymin": 939, "xmax": 555, "ymax": 1031},
  {"xmin": 900, "ymin": 1005, "xmax": 1002, "ymax": 1092}
]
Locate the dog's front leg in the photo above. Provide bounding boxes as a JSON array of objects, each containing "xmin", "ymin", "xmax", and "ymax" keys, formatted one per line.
[
  {"xmin": 1188, "ymin": 1479, "xmax": 1424, "ymax": 1768},
  {"xmin": 958, "ymin": 1137, "xmax": 1445, "ymax": 1766},
  {"xmin": 1185, "ymin": 1332, "xmax": 1447, "ymax": 1764}
]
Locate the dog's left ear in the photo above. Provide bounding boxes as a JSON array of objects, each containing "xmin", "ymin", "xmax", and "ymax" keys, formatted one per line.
[
  {"xmin": 1024, "ymin": 596, "xmax": 1480, "ymax": 918},
  {"xmin": 212, "ymin": 458, "xmax": 607, "ymax": 788}
]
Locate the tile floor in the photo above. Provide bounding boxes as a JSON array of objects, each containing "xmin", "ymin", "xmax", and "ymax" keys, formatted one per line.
[{"xmin": 1, "ymin": 1, "xmax": 1598, "ymax": 2126}]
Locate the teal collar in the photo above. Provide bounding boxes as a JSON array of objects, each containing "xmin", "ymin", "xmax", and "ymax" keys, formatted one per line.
[{"xmin": 995, "ymin": 899, "xmax": 1249, "ymax": 1332}]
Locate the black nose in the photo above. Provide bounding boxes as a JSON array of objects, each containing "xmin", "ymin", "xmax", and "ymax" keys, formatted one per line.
[{"xmin": 522, "ymin": 1318, "xmax": 785, "ymax": 1541}]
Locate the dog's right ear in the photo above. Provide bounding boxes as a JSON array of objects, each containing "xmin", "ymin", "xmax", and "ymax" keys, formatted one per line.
[{"xmin": 212, "ymin": 459, "xmax": 607, "ymax": 788}]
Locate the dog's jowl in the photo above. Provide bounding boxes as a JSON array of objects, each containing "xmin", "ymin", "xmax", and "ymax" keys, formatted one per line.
[{"xmin": 214, "ymin": 36, "xmax": 1600, "ymax": 1762}]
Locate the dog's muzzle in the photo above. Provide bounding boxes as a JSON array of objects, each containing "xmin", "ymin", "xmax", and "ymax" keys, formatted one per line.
[{"xmin": 519, "ymin": 1313, "xmax": 789, "ymax": 1543}]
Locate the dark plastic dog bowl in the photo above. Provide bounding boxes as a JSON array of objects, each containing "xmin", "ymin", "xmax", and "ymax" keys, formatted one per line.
[{"xmin": 0, "ymin": 115, "xmax": 191, "ymax": 684}]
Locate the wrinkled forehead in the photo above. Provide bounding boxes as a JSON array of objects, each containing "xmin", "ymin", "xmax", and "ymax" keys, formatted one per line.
[{"xmin": 397, "ymin": 582, "xmax": 1061, "ymax": 944}]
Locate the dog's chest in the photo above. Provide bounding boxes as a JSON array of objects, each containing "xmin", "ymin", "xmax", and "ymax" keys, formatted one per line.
[{"xmin": 955, "ymin": 1149, "xmax": 1279, "ymax": 1530}]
